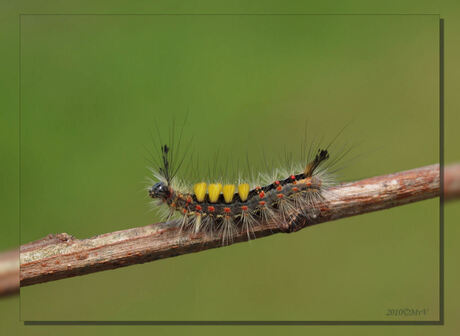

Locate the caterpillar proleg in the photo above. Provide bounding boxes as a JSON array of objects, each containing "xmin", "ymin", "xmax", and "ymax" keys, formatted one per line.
[{"xmin": 147, "ymin": 126, "xmax": 344, "ymax": 245}]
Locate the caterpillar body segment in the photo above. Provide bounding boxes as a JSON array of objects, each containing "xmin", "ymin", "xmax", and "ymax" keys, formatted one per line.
[
  {"xmin": 237, "ymin": 183, "xmax": 250, "ymax": 202},
  {"xmin": 193, "ymin": 182, "xmax": 207, "ymax": 202},
  {"xmin": 149, "ymin": 147, "xmax": 332, "ymax": 244},
  {"xmin": 222, "ymin": 184, "xmax": 236, "ymax": 203}
]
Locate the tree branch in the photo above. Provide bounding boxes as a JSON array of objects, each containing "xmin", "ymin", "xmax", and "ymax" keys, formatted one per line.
[{"xmin": 1, "ymin": 163, "xmax": 459, "ymax": 296}]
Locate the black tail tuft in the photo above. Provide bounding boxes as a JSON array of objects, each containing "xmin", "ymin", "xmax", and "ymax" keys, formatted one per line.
[{"xmin": 305, "ymin": 149, "xmax": 329, "ymax": 177}]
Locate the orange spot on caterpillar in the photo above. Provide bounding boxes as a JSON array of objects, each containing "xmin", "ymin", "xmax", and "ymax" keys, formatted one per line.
[
  {"xmin": 290, "ymin": 175, "xmax": 296, "ymax": 180},
  {"xmin": 305, "ymin": 178, "xmax": 312, "ymax": 187},
  {"xmin": 259, "ymin": 191, "xmax": 265, "ymax": 198},
  {"xmin": 207, "ymin": 206, "xmax": 215, "ymax": 212},
  {"xmin": 186, "ymin": 196, "xmax": 192, "ymax": 204},
  {"xmin": 195, "ymin": 205, "xmax": 202, "ymax": 211},
  {"xmin": 182, "ymin": 208, "xmax": 187, "ymax": 214},
  {"xmin": 292, "ymin": 187, "xmax": 299, "ymax": 192},
  {"xmin": 241, "ymin": 205, "xmax": 248, "ymax": 211},
  {"xmin": 255, "ymin": 186, "xmax": 261, "ymax": 190},
  {"xmin": 259, "ymin": 201, "xmax": 266, "ymax": 206},
  {"xmin": 274, "ymin": 180, "xmax": 280, "ymax": 185},
  {"xmin": 224, "ymin": 207, "xmax": 231, "ymax": 213},
  {"xmin": 276, "ymin": 186, "xmax": 282, "ymax": 191},
  {"xmin": 277, "ymin": 194, "xmax": 284, "ymax": 198}
]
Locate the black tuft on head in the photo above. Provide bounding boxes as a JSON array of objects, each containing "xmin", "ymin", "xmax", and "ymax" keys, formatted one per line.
[{"xmin": 149, "ymin": 182, "xmax": 170, "ymax": 199}]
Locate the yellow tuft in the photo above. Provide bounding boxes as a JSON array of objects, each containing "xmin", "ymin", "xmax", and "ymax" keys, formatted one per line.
[
  {"xmin": 208, "ymin": 183, "xmax": 223, "ymax": 203},
  {"xmin": 238, "ymin": 183, "xmax": 250, "ymax": 202},
  {"xmin": 223, "ymin": 184, "xmax": 236, "ymax": 203},
  {"xmin": 194, "ymin": 182, "xmax": 207, "ymax": 202}
]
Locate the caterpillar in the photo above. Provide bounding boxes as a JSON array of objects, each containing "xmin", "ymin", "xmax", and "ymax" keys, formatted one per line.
[{"xmin": 147, "ymin": 131, "xmax": 340, "ymax": 245}]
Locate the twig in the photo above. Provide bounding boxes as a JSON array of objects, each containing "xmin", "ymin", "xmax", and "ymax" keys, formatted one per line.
[
  {"xmin": 0, "ymin": 249, "xmax": 19, "ymax": 296},
  {"xmin": 2, "ymin": 163, "xmax": 459, "ymax": 295}
]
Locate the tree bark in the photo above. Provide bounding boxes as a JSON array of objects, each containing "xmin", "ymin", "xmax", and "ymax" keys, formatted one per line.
[{"xmin": 0, "ymin": 163, "xmax": 458, "ymax": 296}]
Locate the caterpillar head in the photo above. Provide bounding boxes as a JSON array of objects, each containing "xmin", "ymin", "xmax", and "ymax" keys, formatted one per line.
[{"xmin": 149, "ymin": 182, "xmax": 171, "ymax": 200}]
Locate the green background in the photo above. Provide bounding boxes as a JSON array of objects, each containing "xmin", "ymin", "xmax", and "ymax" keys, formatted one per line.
[{"xmin": 1, "ymin": 0, "xmax": 459, "ymax": 335}]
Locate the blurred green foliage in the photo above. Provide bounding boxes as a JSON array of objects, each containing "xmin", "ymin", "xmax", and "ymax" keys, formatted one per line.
[{"xmin": 1, "ymin": 1, "xmax": 459, "ymax": 335}]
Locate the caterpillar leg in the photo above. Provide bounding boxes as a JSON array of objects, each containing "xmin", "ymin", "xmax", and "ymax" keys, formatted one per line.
[{"xmin": 275, "ymin": 196, "xmax": 301, "ymax": 231}]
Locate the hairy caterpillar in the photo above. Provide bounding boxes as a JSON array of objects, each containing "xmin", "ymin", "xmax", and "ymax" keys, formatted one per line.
[{"xmin": 147, "ymin": 127, "xmax": 342, "ymax": 245}]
